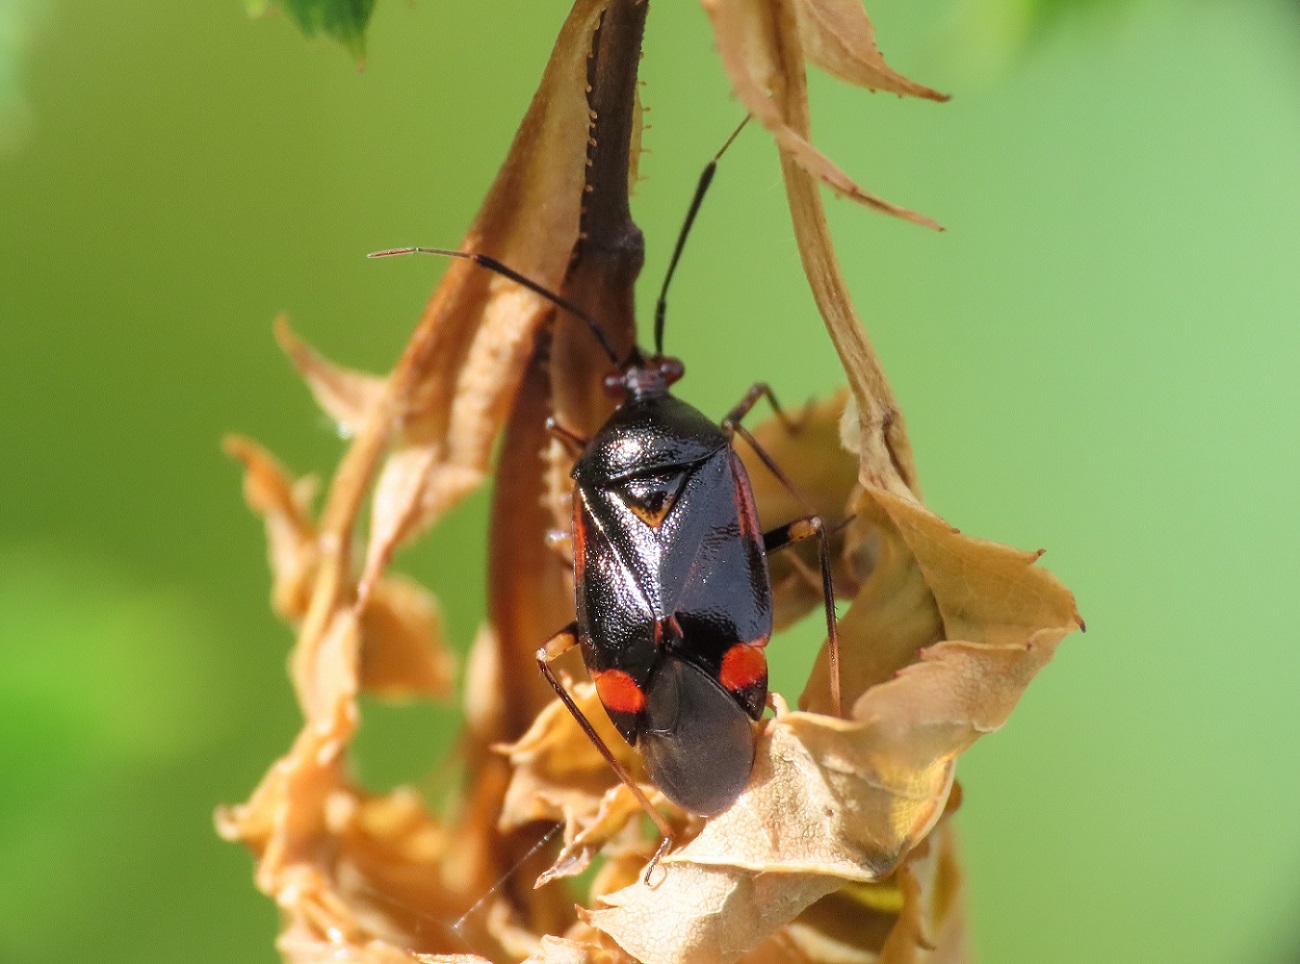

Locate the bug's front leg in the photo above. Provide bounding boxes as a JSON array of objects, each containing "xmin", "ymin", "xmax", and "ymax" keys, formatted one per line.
[{"xmin": 545, "ymin": 417, "xmax": 589, "ymax": 457}]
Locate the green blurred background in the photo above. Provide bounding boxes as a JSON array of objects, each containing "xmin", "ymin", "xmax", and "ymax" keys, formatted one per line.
[{"xmin": 2, "ymin": 0, "xmax": 1299, "ymax": 961}]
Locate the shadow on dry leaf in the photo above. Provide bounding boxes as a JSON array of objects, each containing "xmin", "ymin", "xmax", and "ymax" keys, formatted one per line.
[{"xmin": 220, "ymin": 1, "xmax": 1079, "ymax": 962}]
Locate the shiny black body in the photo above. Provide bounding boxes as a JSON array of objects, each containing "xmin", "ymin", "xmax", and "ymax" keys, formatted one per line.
[{"xmin": 571, "ymin": 387, "xmax": 772, "ymax": 815}]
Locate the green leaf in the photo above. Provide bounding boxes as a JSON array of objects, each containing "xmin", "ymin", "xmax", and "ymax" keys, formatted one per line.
[{"xmin": 249, "ymin": 0, "xmax": 376, "ymax": 64}]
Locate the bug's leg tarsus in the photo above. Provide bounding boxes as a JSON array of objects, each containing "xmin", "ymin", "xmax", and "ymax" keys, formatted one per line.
[
  {"xmin": 535, "ymin": 624, "xmax": 677, "ymax": 863},
  {"xmin": 762, "ymin": 515, "xmax": 843, "ymax": 720},
  {"xmin": 546, "ymin": 417, "xmax": 589, "ymax": 457},
  {"xmin": 642, "ymin": 835, "xmax": 673, "ymax": 887}
]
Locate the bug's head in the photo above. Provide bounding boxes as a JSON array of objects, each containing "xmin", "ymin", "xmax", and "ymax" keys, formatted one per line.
[{"xmin": 604, "ymin": 353, "xmax": 685, "ymax": 400}]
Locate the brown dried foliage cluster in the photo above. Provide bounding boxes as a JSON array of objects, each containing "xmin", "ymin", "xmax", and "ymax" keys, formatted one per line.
[{"xmin": 219, "ymin": 1, "xmax": 1081, "ymax": 962}]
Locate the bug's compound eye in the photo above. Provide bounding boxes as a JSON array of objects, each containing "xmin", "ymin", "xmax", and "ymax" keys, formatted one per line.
[
  {"xmin": 658, "ymin": 357, "xmax": 685, "ymax": 386},
  {"xmin": 603, "ymin": 369, "xmax": 627, "ymax": 397}
]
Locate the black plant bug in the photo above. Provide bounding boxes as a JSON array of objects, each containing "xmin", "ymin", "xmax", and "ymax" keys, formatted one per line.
[{"xmin": 371, "ymin": 125, "xmax": 842, "ymax": 878}]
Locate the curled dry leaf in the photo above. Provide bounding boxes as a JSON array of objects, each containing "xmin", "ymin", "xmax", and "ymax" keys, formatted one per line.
[
  {"xmin": 519, "ymin": 933, "xmax": 628, "ymax": 964},
  {"xmin": 223, "ymin": 436, "xmax": 319, "ymax": 621},
  {"xmin": 791, "ymin": 0, "xmax": 949, "ymax": 101},
  {"xmin": 358, "ymin": 0, "xmax": 613, "ymax": 597},
  {"xmin": 760, "ymin": 817, "xmax": 965, "ymax": 963},
  {"xmin": 275, "ymin": 315, "xmax": 388, "ymax": 439},
  {"xmin": 217, "ymin": 603, "xmax": 500, "ymax": 961},
  {"xmin": 360, "ymin": 575, "xmax": 455, "ymax": 701},
  {"xmin": 225, "ymin": 439, "xmax": 457, "ymax": 703},
  {"xmin": 702, "ymin": 0, "xmax": 942, "ymax": 228},
  {"xmin": 583, "ymin": 863, "xmax": 843, "ymax": 964}
]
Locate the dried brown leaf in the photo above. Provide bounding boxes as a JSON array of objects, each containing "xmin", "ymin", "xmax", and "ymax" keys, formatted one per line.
[
  {"xmin": 791, "ymin": 0, "xmax": 947, "ymax": 101},
  {"xmin": 359, "ymin": 575, "xmax": 455, "ymax": 700},
  {"xmin": 497, "ymin": 682, "xmax": 661, "ymax": 881},
  {"xmin": 702, "ymin": 0, "xmax": 940, "ymax": 229},
  {"xmin": 585, "ymin": 787, "xmax": 965, "ymax": 964},
  {"xmin": 803, "ymin": 486, "xmax": 1081, "ymax": 717},
  {"xmin": 665, "ymin": 711, "xmax": 951, "ymax": 881},
  {"xmin": 522, "ymin": 934, "xmax": 627, "ymax": 964},
  {"xmin": 877, "ymin": 821, "xmax": 966, "ymax": 963},
  {"xmin": 739, "ymin": 392, "xmax": 871, "ymax": 629},
  {"xmin": 770, "ymin": 0, "xmax": 926, "ymax": 495},
  {"xmin": 587, "ymin": 851, "xmax": 650, "ymax": 905},
  {"xmin": 583, "ymin": 862, "xmax": 842, "ymax": 964},
  {"xmin": 276, "ymin": 315, "xmax": 388, "ymax": 438},
  {"xmin": 359, "ymin": 0, "xmax": 613, "ymax": 591},
  {"xmin": 766, "ymin": 885, "xmax": 901, "ymax": 964},
  {"xmin": 499, "ymin": 682, "xmax": 637, "ymax": 808},
  {"xmin": 224, "ymin": 436, "xmax": 319, "ymax": 620},
  {"xmin": 221, "ymin": 725, "xmax": 513, "ymax": 961},
  {"xmin": 800, "ymin": 492, "xmax": 943, "ymax": 713},
  {"xmin": 461, "ymin": 624, "xmax": 508, "ymax": 740},
  {"xmin": 288, "ymin": 606, "xmax": 362, "ymax": 734},
  {"xmin": 754, "ymin": 819, "xmax": 964, "ymax": 964}
]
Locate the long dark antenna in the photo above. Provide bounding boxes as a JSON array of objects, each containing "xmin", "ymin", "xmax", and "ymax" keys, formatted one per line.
[
  {"xmin": 368, "ymin": 246, "xmax": 620, "ymax": 364},
  {"xmin": 652, "ymin": 116, "xmax": 750, "ymax": 357}
]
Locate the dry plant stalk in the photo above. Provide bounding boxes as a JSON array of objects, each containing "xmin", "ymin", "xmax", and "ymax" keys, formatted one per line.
[{"xmin": 219, "ymin": 1, "xmax": 1081, "ymax": 962}]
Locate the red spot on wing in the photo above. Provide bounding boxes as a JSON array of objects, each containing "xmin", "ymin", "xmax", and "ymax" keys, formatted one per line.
[
  {"xmin": 593, "ymin": 668, "xmax": 647, "ymax": 714},
  {"xmin": 719, "ymin": 642, "xmax": 768, "ymax": 694}
]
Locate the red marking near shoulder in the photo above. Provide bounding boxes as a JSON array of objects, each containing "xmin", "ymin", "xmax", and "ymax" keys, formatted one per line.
[
  {"xmin": 593, "ymin": 668, "xmax": 647, "ymax": 714},
  {"xmin": 719, "ymin": 642, "xmax": 768, "ymax": 694},
  {"xmin": 730, "ymin": 452, "xmax": 761, "ymax": 541}
]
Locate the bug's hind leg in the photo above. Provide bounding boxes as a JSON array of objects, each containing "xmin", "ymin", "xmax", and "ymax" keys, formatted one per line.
[{"xmin": 536, "ymin": 623, "xmax": 675, "ymax": 885}]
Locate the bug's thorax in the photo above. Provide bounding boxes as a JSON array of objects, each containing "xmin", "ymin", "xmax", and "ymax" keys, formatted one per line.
[{"xmin": 569, "ymin": 350, "xmax": 729, "ymax": 493}]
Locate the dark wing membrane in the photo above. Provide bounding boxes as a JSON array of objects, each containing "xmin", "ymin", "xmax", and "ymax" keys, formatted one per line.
[{"xmin": 638, "ymin": 656, "xmax": 757, "ymax": 816}]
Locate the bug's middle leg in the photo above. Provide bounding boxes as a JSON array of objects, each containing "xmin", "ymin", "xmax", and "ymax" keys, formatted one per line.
[
  {"xmin": 721, "ymin": 382, "xmax": 807, "ymax": 435},
  {"xmin": 763, "ymin": 517, "xmax": 842, "ymax": 719}
]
